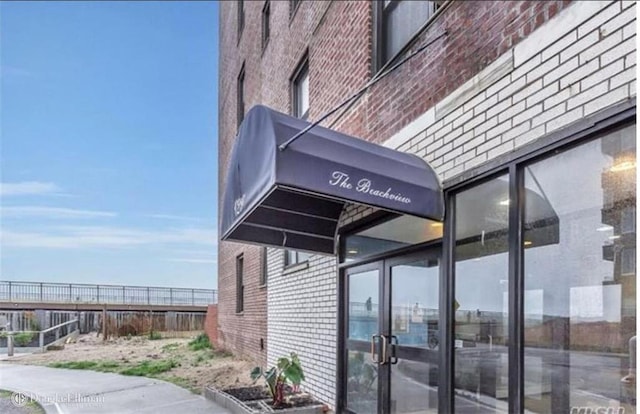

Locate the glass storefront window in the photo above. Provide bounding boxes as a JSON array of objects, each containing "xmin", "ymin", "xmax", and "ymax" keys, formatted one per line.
[
  {"xmin": 344, "ymin": 215, "xmax": 443, "ymax": 262},
  {"xmin": 454, "ymin": 175, "xmax": 510, "ymax": 413},
  {"xmin": 523, "ymin": 125, "xmax": 636, "ymax": 413}
]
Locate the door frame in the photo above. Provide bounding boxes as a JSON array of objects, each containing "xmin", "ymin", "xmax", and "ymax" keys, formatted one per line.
[{"xmin": 337, "ymin": 245, "xmax": 442, "ymax": 414}]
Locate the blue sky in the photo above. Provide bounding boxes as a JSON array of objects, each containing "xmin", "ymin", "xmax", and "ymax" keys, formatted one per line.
[{"xmin": 1, "ymin": 1, "xmax": 219, "ymax": 289}]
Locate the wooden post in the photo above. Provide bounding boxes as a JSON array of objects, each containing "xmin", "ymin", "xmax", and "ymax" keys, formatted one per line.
[{"xmin": 102, "ymin": 305, "xmax": 107, "ymax": 341}]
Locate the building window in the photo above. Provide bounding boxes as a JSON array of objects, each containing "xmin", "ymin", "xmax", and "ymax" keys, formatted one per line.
[
  {"xmin": 292, "ymin": 57, "xmax": 309, "ymax": 120},
  {"xmin": 374, "ymin": 0, "xmax": 442, "ymax": 70},
  {"xmin": 285, "ymin": 250, "xmax": 310, "ymax": 267},
  {"xmin": 621, "ymin": 206, "xmax": 636, "ymax": 234},
  {"xmin": 290, "ymin": 0, "xmax": 301, "ymax": 17},
  {"xmin": 621, "ymin": 247, "xmax": 636, "ymax": 275},
  {"xmin": 237, "ymin": 0, "xmax": 244, "ymax": 41},
  {"xmin": 262, "ymin": 1, "xmax": 270, "ymax": 50},
  {"xmin": 454, "ymin": 175, "xmax": 510, "ymax": 411},
  {"xmin": 523, "ymin": 125, "xmax": 636, "ymax": 412},
  {"xmin": 236, "ymin": 254, "xmax": 244, "ymax": 313},
  {"xmin": 260, "ymin": 247, "xmax": 268, "ymax": 286},
  {"xmin": 237, "ymin": 64, "xmax": 245, "ymax": 128}
]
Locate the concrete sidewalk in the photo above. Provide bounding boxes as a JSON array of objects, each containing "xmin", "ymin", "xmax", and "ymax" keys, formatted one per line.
[{"xmin": 0, "ymin": 364, "xmax": 230, "ymax": 414}]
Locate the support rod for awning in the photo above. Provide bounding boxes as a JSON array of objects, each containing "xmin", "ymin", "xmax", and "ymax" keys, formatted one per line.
[{"xmin": 278, "ymin": 30, "xmax": 448, "ymax": 152}]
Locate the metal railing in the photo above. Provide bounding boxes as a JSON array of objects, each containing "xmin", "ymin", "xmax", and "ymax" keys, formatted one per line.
[
  {"xmin": 2, "ymin": 319, "xmax": 79, "ymax": 354},
  {"xmin": 0, "ymin": 281, "xmax": 218, "ymax": 306}
]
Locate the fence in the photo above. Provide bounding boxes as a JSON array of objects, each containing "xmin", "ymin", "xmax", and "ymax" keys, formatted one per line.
[
  {"xmin": 1, "ymin": 319, "xmax": 79, "ymax": 352},
  {"xmin": 0, "ymin": 281, "xmax": 217, "ymax": 306}
]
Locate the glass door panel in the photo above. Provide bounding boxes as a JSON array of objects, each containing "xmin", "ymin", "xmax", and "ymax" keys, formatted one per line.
[
  {"xmin": 346, "ymin": 265, "xmax": 382, "ymax": 413},
  {"xmin": 387, "ymin": 255, "xmax": 440, "ymax": 414}
]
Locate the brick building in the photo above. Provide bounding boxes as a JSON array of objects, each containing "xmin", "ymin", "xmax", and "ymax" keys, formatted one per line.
[{"xmin": 217, "ymin": 1, "xmax": 636, "ymax": 412}]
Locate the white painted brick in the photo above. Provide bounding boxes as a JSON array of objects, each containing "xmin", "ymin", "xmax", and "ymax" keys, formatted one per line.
[
  {"xmin": 474, "ymin": 93, "xmax": 499, "ymax": 116},
  {"xmin": 532, "ymin": 102, "xmax": 566, "ymax": 127},
  {"xmin": 584, "ymin": 84, "xmax": 630, "ymax": 115},
  {"xmin": 441, "ymin": 106, "xmax": 464, "ymax": 128},
  {"xmin": 440, "ymin": 126, "xmax": 464, "ymax": 146},
  {"xmin": 601, "ymin": 3, "xmax": 636, "ymax": 37},
  {"xmin": 528, "ymin": 55, "xmax": 561, "ymax": 84},
  {"xmin": 622, "ymin": 20, "xmax": 636, "ymax": 39},
  {"xmin": 454, "ymin": 150, "xmax": 477, "ymax": 166},
  {"xmin": 487, "ymin": 98, "xmax": 512, "ymax": 120},
  {"xmin": 425, "ymin": 119, "xmax": 445, "ymax": 137},
  {"xmin": 559, "ymin": 31, "xmax": 599, "ymax": 63},
  {"xmin": 464, "ymin": 152, "xmax": 488, "ymax": 170},
  {"xmin": 452, "ymin": 109, "xmax": 474, "ymax": 130},
  {"xmin": 544, "ymin": 86, "xmax": 574, "ymax": 110},
  {"xmin": 513, "ymin": 79, "xmax": 543, "ymax": 105},
  {"xmin": 474, "ymin": 115, "xmax": 498, "ymax": 136},
  {"xmin": 461, "ymin": 133, "xmax": 487, "ymax": 153},
  {"xmin": 433, "ymin": 122, "xmax": 454, "ymax": 141},
  {"xmin": 485, "ymin": 75, "xmax": 511, "ymax": 98},
  {"xmin": 463, "ymin": 113, "xmax": 486, "ymax": 133},
  {"xmin": 622, "ymin": 0, "xmax": 635, "ymax": 9},
  {"xmin": 498, "ymin": 100, "xmax": 526, "ymax": 124},
  {"xmin": 626, "ymin": 50, "xmax": 636, "ymax": 68},
  {"xmin": 546, "ymin": 106, "xmax": 583, "ymax": 133},
  {"xmin": 498, "ymin": 75, "xmax": 527, "ymax": 101},
  {"xmin": 434, "ymin": 142, "xmax": 453, "ymax": 159},
  {"xmin": 514, "ymin": 124, "xmax": 546, "ymax": 148},
  {"xmin": 515, "ymin": 0, "xmax": 613, "ymax": 66},
  {"xmin": 443, "ymin": 145, "xmax": 463, "ymax": 163},
  {"xmin": 610, "ymin": 67, "xmax": 636, "ymax": 89},
  {"xmin": 485, "ymin": 119, "xmax": 512, "ymax": 141},
  {"xmin": 631, "ymin": 79, "xmax": 636, "ymax": 95},
  {"xmin": 476, "ymin": 136, "xmax": 502, "ymax": 155},
  {"xmin": 577, "ymin": 1, "xmax": 621, "ymax": 38},
  {"xmin": 512, "ymin": 54, "xmax": 543, "ymax": 82},
  {"xmin": 463, "ymin": 91, "xmax": 488, "ymax": 114},
  {"xmin": 542, "ymin": 30, "xmax": 578, "ymax": 62},
  {"xmin": 526, "ymin": 82, "xmax": 559, "ymax": 107},
  {"xmin": 560, "ymin": 58, "xmax": 600, "ymax": 89},
  {"xmin": 512, "ymin": 103, "xmax": 543, "ymax": 127},
  {"xmin": 601, "ymin": 36, "xmax": 636, "ymax": 66},
  {"xmin": 488, "ymin": 140, "xmax": 514, "ymax": 159},
  {"xmin": 567, "ymin": 80, "xmax": 609, "ymax": 109},
  {"xmin": 543, "ymin": 56, "xmax": 579, "ymax": 86},
  {"xmin": 502, "ymin": 121, "xmax": 532, "ymax": 143},
  {"xmin": 582, "ymin": 58, "xmax": 625, "ymax": 90},
  {"xmin": 426, "ymin": 138, "xmax": 443, "ymax": 155},
  {"xmin": 580, "ymin": 29, "xmax": 623, "ymax": 64},
  {"xmin": 443, "ymin": 164, "xmax": 464, "ymax": 179},
  {"xmin": 452, "ymin": 129, "xmax": 475, "ymax": 148}
]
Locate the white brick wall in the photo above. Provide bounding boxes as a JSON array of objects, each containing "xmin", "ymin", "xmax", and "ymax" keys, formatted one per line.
[
  {"xmin": 266, "ymin": 0, "xmax": 636, "ymax": 408},
  {"xmin": 385, "ymin": 0, "xmax": 635, "ymax": 182}
]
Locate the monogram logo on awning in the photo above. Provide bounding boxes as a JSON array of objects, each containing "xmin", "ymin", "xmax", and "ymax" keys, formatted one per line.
[
  {"xmin": 234, "ymin": 194, "xmax": 245, "ymax": 216},
  {"xmin": 329, "ymin": 171, "xmax": 411, "ymax": 204}
]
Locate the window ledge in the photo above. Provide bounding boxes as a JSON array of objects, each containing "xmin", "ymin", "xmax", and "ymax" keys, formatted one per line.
[
  {"xmin": 235, "ymin": 311, "xmax": 244, "ymax": 316},
  {"xmin": 259, "ymin": 283, "xmax": 268, "ymax": 289},
  {"xmin": 283, "ymin": 261, "xmax": 309, "ymax": 274}
]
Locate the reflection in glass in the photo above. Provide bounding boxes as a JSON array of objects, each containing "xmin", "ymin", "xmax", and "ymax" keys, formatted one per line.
[
  {"xmin": 391, "ymin": 259, "xmax": 439, "ymax": 349},
  {"xmin": 344, "ymin": 216, "xmax": 443, "ymax": 262},
  {"xmin": 347, "ymin": 350, "xmax": 378, "ymax": 413},
  {"xmin": 523, "ymin": 125, "xmax": 636, "ymax": 413},
  {"xmin": 454, "ymin": 175, "xmax": 510, "ymax": 413},
  {"xmin": 390, "ymin": 259, "xmax": 439, "ymax": 413},
  {"xmin": 348, "ymin": 270, "xmax": 379, "ymax": 341},
  {"xmin": 391, "ymin": 360, "xmax": 437, "ymax": 414}
]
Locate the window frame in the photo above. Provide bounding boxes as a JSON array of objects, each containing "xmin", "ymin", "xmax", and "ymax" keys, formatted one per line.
[
  {"xmin": 237, "ymin": 0, "xmax": 245, "ymax": 44},
  {"xmin": 283, "ymin": 250, "xmax": 311, "ymax": 268},
  {"xmin": 336, "ymin": 99, "xmax": 636, "ymax": 414},
  {"xmin": 236, "ymin": 254, "xmax": 244, "ymax": 314},
  {"xmin": 372, "ymin": 0, "xmax": 447, "ymax": 73},
  {"xmin": 260, "ymin": 247, "xmax": 268, "ymax": 286},
  {"xmin": 262, "ymin": 1, "xmax": 271, "ymax": 52},
  {"xmin": 291, "ymin": 54, "xmax": 309, "ymax": 120},
  {"xmin": 237, "ymin": 63, "xmax": 245, "ymax": 129}
]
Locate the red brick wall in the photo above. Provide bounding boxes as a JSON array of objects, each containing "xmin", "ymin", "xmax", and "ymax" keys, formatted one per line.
[
  {"xmin": 204, "ymin": 304, "xmax": 218, "ymax": 346},
  {"xmin": 217, "ymin": 0, "xmax": 571, "ymax": 364}
]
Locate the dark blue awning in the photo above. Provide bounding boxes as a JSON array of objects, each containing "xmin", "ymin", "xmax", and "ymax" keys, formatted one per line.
[{"xmin": 220, "ymin": 105, "xmax": 445, "ymax": 254}]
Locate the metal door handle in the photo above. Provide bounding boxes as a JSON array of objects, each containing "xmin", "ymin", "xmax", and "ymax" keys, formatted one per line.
[
  {"xmin": 371, "ymin": 334, "xmax": 381, "ymax": 363},
  {"xmin": 380, "ymin": 334, "xmax": 388, "ymax": 365},
  {"xmin": 390, "ymin": 335, "xmax": 399, "ymax": 365}
]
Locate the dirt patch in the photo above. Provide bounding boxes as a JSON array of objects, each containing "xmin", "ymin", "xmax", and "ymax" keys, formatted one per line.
[{"xmin": 4, "ymin": 333, "xmax": 255, "ymax": 393}]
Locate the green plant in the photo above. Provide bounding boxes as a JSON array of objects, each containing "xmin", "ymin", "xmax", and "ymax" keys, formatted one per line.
[
  {"xmin": 120, "ymin": 359, "xmax": 178, "ymax": 376},
  {"xmin": 148, "ymin": 331, "xmax": 162, "ymax": 340},
  {"xmin": 250, "ymin": 352, "xmax": 305, "ymax": 407},
  {"xmin": 188, "ymin": 333, "xmax": 211, "ymax": 351},
  {"xmin": 14, "ymin": 332, "xmax": 34, "ymax": 347}
]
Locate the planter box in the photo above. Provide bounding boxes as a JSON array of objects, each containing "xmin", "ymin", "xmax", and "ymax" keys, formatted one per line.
[{"xmin": 204, "ymin": 386, "xmax": 324, "ymax": 414}]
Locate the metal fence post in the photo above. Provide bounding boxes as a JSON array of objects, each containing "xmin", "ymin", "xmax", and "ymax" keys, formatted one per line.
[
  {"xmin": 8, "ymin": 281, "xmax": 11, "ymax": 301},
  {"xmin": 122, "ymin": 286, "xmax": 126, "ymax": 304},
  {"xmin": 147, "ymin": 287, "xmax": 150, "ymax": 305},
  {"xmin": 39, "ymin": 331, "xmax": 44, "ymax": 350},
  {"xmin": 69, "ymin": 284, "xmax": 73, "ymax": 302},
  {"xmin": 40, "ymin": 282, "xmax": 43, "ymax": 302},
  {"xmin": 169, "ymin": 288, "xmax": 173, "ymax": 305},
  {"xmin": 97, "ymin": 285, "xmax": 100, "ymax": 303},
  {"xmin": 191, "ymin": 289, "xmax": 195, "ymax": 306}
]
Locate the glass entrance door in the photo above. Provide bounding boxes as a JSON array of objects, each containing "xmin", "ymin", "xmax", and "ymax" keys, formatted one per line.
[{"xmin": 343, "ymin": 250, "xmax": 440, "ymax": 414}]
